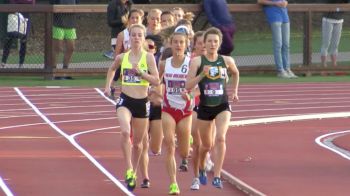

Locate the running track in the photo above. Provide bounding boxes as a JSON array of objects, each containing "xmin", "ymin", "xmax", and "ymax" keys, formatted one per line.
[{"xmin": 0, "ymin": 82, "xmax": 350, "ymax": 196}]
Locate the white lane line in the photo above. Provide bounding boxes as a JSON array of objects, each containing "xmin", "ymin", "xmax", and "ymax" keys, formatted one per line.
[
  {"xmin": 0, "ymin": 112, "xmax": 114, "ymax": 119},
  {"xmin": 233, "ymin": 100, "xmax": 350, "ymax": 108},
  {"xmin": 0, "ymin": 104, "xmax": 112, "ymax": 112},
  {"xmin": 0, "ymin": 177, "xmax": 13, "ymax": 196},
  {"xmin": 14, "ymin": 87, "xmax": 134, "ymax": 196},
  {"xmin": 231, "ymin": 105, "xmax": 350, "ymax": 113},
  {"xmin": 238, "ymin": 92, "xmax": 350, "ymax": 98},
  {"xmin": 315, "ymin": 130, "xmax": 350, "ymax": 161},
  {"xmin": 238, "ymin": 89, "xmax": 350, "ymax": 94},
  {"xmin": 230, "ymin": 112, "xmax": 350, "ymax": 126},
  {"xmin": 0, "ymin": 117, "xmax": 117, "ymax": 131},
  {"xmin": 95, "ymin": 88, "xmax": 117, "ymax": 105}
]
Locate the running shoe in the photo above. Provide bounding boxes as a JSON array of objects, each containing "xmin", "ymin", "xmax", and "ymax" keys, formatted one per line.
[
  {"xmin": 198, "ymin": 169, "xmax": 207, "ymax": 185},
  {"xmin": 103, "ymin": 50, "xmax": 115, "ymax": 59},
  {"xmin": 125, "ymin": 169, "xmax": 137, "ymax": 191},
  {"xmin": 205, "ymin": 156, "xmax": 214, "ymax": 172},
  {"xmin": 169, "ymin": 183, "xmax": 180, "ymax": 195},
  {"xmin": 178, "ymin": 159, "xmax": 188, "ymax": 172},
  {"xmin": 212, "ymin": 177, "xmax": 223, "ymax": 189},
  {"xmin": 140, "ymin": 178, "xmax": 150, "ymax": 188},
  {"xmin": 190, "ymin": 177, "xmax": 200, "ymax": 190}
]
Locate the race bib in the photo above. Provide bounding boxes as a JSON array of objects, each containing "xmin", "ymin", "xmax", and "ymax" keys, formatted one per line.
[
  {"xmin": 123, "ymin": 68, "xmax": 141, "ymax": 83},
  {"xmin": 167, "ymin": 80, "xmax": 186, "ymax": 95},
  {"xmin": 204, "ymin": 82, "xmax": 223, "ymax": 96}
]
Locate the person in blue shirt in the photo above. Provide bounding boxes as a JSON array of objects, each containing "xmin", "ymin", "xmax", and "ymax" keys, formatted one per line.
[
  {"xmin": 203, "ymin": 0, "xmax": 236, "ymax": 56},
  {"xmin": 258, "ymin": 0, "xmax": 298, "ymax": 78}
]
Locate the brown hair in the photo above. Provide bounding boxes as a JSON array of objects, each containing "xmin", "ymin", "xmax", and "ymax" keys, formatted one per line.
[{"xmin": 203, "ymin": 27, "xmax": 223, "ymax": 44}]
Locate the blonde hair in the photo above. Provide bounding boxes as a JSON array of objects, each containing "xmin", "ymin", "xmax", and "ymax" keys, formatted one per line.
[
  {"xmin": 147, "ymin": 8, "xmax": 162, "ymax": 19},
  {"xmin": 129, "ymin": 24, "xmax": 147, "ymax": 35}
]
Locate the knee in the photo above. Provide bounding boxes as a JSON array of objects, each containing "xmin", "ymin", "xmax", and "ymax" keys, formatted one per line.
[{"xmin": 215, "ymin": 135, "xmax": 226, "ymax": 145}]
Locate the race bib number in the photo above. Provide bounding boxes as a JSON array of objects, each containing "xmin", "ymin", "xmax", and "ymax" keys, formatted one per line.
[
  {"xmin": 123, "ymin": 69, "xmax": 141, "ymax": 83},
  {"xmin": 204, "ymin": 82, "xmax": 223, "ymax": 96},
  {"xmin": 167, "ymin": 80, "xmax": 185, "ymax": 95}
]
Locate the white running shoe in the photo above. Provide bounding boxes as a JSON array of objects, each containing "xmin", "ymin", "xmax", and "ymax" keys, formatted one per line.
[
  {"xmin": 277, "ymin": 70, "xmax": 290, "ymax": 79},
  {"xmin": 190, "ymin": 177, "xmax": 200, "ymax": 190},
  {"xmin": 205, "ymin": 156, "xmax": 214, "ymax": 172},
  {"xmin": 286, "ymin": 69, "xmax": 298, "ymax": 79}
]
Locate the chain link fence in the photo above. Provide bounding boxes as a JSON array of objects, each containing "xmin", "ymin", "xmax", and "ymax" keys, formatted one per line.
[{"xmin": 0, "ymin": 3, "xmax": 349, "ymax": 77}]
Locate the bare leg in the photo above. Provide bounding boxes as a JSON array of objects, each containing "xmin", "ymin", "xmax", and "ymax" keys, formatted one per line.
[
  {"xmin": 140, "ymin": 131, "xmax": 150, "ymax": 181},
  {"xmin": 149, "ymin": 119, "xmax": 163, "ymax": 154},
  {"xmin": 212, "ymin": 111, "xmax": 231, "ymax": 178},
  {"xmin": 63, "ymin": 40, "xmax": 75, "ymax": 68},
  {"xmin": 117, "ymin": 107, "xmax": 133, "ymax": 170},
  {"xmin": 52, "ymin": 39, "xmax": 63, "ymax": 68},
  {"xmin": 131, "ymin": 118, "xmax": 149, "ymax": 173},
  {"xmin": 162, "ymin": 112, "xmax": 177, "ymax": 184}
]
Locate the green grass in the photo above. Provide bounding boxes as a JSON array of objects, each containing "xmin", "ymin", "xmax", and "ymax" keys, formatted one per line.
[
  {"xmin": 1, "ymin": 75, "xmax": 349, "ymax": 87},
  {"xmin": 5, "ymin": 29, "xmax": 350, "ymax": 64},
  {"xmin": 5, "ymin": 51, "xmax": 113, "ymax": 64},
  {"xmin": 233, "ymin": 28, "xmax": 350, "ymax": 56}
]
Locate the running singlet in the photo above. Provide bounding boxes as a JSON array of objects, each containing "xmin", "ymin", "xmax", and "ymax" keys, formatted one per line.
[
  {"xmin": 197, "ymin": 55, "xmax": 228, "ymax": 106},
  {"xmin": 122, "ymin": 28, "xmax": 131, "ymax": 51},
  {"xmin": 121, "ymin": 50, "xmax": 149, "ymax": 86},
  {"xmin": 163, "ymin": 56, "xmax": 193, "ymax": 111}
]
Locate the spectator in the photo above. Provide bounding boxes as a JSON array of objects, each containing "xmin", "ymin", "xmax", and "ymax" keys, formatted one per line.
[
  {"xmin": 146, "ymin": 8, "xmax": 162, "ymax": 36},
  {"xmin": 320, "ymin": 0, "xmax": 348, "ymax": 67},
  {"xmin": 257, "ymin": 0, "xmax": 298, "ymax": 78},
  {"xmin": 50, "ymin": 0, "xmax": 79, "ymax": 69},
  {"xmin": 161, "ymin": 11, "xmax": 175, "ymax": 29},
  {"xmin": 1, "ymin": 0, "xmax": 35, "ymax": 68},
  {"xmin": 203, "ymin": 0, "xmax": 236, "ymax": 55},
  {"xmin": 104, "ymin": 0, "xmax": 132, "ymax": 59},
  {"xmin": 172, "ymin": 7, "xmax": 184, "ymax": 23}
]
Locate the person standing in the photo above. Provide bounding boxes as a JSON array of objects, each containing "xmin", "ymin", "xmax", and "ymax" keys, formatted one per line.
[
  {"xmin": 1, "ymin": 0, "xmax": 35, "ymax": 68},
  {"xmin": 50, "ymin": 0, "xmax": 79, "ymax": 69},
  {"xmin": 104, "ymin": 24, "xmax": 160, "ymax": 191},
  {"xmin": 104, "ymin": 0, "xmax": 132, "ymax": 59},
  {"xmin": 186, "ymin": 27, "xmax": 239, "ymax": 189},
  {"xmin": 320, "ymin": 0, "xmax": 348, "ymax": 67},
  {"xmin": 257, "ymin": 0, "xmax": 298, "ymax": 78},
  {"xmin": 203, "ymin": 0, "xmax": 236, "ymax": 55},
  {"xmin": 158, "ymin": 31, "xmax": 193, "ymax": 195}
]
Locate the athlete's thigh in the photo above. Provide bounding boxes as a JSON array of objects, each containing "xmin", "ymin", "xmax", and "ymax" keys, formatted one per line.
[
  {"xmin": 161, "ymin": 112, "xmax": 177, "ymax": 143},
  {"xmin": 132, "ymin": 117, "xmax": 149, "ymax": 143},
  {"xmin": 176, "ymin": 115, "xmax": 192, "ymax": 149},
  {"xmin": 117, "ymin": 107, "xmax": 132, "ymax": 133},
  {"xmin": 214, "ymin": 111, "xmax": 231, "ymax": 140},
  {"xmin": 197, "ymin": 119, "xmax": 214, "ymax": 147}
]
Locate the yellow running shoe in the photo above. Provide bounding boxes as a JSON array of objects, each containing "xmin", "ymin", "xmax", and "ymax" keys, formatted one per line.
[
  {"xmin": 169, "ymin": 183, "xmax": 180, "ymax": 195},
  {"xmin": 125, "ymin": 169, "xmax": 137, "ymax": 191}
]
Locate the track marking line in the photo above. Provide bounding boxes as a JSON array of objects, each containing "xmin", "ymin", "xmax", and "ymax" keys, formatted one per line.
[
  {"xmin": 0, "ymin": 177, "xmax": 13, "ymax": 196},
  {"xmin": 230, "ymin": 112, "xmax": 350, "ymax": 127},
  {"xmin": 315, "ymin": 130, "xmax": 350, "ymax": 160},
  {"xmin": 14, "ymin": 87, "xmax": 134, "ymax": 196}
]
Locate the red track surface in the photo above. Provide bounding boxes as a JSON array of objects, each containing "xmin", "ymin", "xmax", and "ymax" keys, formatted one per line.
[{"xmin": 1, "ymin": 82, "xmax": 350, "ymax": 196}]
